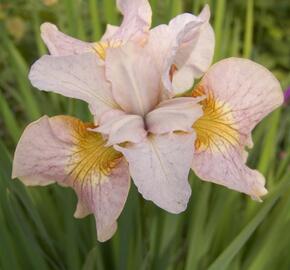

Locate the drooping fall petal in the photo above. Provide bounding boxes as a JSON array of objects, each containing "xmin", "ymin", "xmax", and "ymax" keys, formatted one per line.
[
  {"xmin": 29, "ymin": 53, "xmax": 118, "ymax": 119},
  {"xmin": 115, "ymin": 132, "xmax": 195, "ymax": 213},
  {"xmin": 106, "ymin": 43, "xmax": 160, "ymax": 116},
  {"xmin": 12, "ymin": 115, "xmax": 130, "ymax": 242},
  {"xmin": 146, "ymin": 97, "xmax": 203, "ymax": 134},
  {"xmin": 192, "ymin": 58, "xmax": 283, "ymax": 199}
]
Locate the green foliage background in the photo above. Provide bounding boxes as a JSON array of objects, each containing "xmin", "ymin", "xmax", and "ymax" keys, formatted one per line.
[{"xmin": 0, "ymin": 0, "xmax": 290, "ymax": 269}]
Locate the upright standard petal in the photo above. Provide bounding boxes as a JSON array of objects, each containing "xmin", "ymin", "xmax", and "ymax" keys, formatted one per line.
[
  {"xmin": 146, "ymin": 97, "xmax": 203, "ymax": 134},
  {"xmin": 111, "ymin": 0, "xmax": 152, "ymax": 44},
  {"xmin": 191, "ymin": 58, "xmax": 284, "ymax": 199},
  {"xmin": 115, "ymin": 132, "xmax": 195, "ymax": 213},
  {"xmin": 165, "ymin": 6, "xmax": 214, "ymax": 93},
  {"xmin": 97, "ymin": 0, "xmax": 152, "ymax": 60},
  {"xmin": 146, "ymin": 5, "xmax": 214, "ymax": 95},
  {"xmin": 41, "ymin": 23, "xmax": 94, "ymax": 56},
  {"xmin": 106, "ymin": 43, "xmax": 160, "ymax": 116},
  {"xmin": 171, "ymin": 23, "xmax": 214, "ymax": 93},
  {"xmin": 12, "ymin": 115, "xmax": 130, "ymax": 242},
  {"xmin": 29, "ymin": 53, "xmax": 118, "ymax": 119}
]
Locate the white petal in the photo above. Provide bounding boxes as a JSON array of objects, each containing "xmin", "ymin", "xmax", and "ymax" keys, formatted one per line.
[
  {"xmin": 172, "ymin": 23, "xmax": 215, "ymax": 93},
  {"xmin": 113, "ymin": 0, "xmax": 152, "ymax": 44},
  {"xmin": 146, "ymin": 97, "xmax": 203, "ymax": 134},
  {"xmin": 193, "ymin": 145, "xmax": 268, "ymax": 199},
  {"xmin": 13, "ymin": 115, "xmax": 130, "ymax": 242},
  {"xmin": 29, "ymin": 53, "xmax": 118, "ymax": 119},
  {"xmin": 146, "ymin": 5, "xmax": 214, "ymax": 95},
  {"xmin": 41, "ymin": 23, "xmax": 94, "ymax": 56},
  {"xmin": 106, "ymin": 43, "xmax": 160, "ymax": 116},
  {"xmin": 115, "ymin": 132, "xmax": 195, "ymax": 213},
  {"xmin": 101, "ymin": 24, "xmax": 119, "ymax": 41},
  {"xmin": 95, "ymin": 109, "xmax": 147, "ymax": 145},
  {"xmin": 200, "ymin": 58, "xmax": 283, "ymax": 136},
  {"xmin": 74, "ymin": 158, "xmax": 130, "ymax": 242},
  {"xmin": 192, "ymin": 57, "xmax": 283, "ymax": 198}
]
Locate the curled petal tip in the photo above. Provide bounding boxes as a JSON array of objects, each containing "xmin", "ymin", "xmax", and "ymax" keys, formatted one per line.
[
  {"xmin": 97, "ymin": 222, "xmax": 118, "ymax": 242},
  {"xmin": 251, "ymin": 186, "xmax": 268, "ymax": 202}
]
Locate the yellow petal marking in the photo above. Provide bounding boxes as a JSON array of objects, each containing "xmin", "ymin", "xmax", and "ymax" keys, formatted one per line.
[
  {"xmin": 65, "ymin": 117, "xmax": 122, "ymax": 185},
  {"xmin": 92, "ymin": 40, "xmax": 123, "ymax": 60},
  {"xmin": 192, "ymin": 85, "xmax": 240, "ymax": 152}
]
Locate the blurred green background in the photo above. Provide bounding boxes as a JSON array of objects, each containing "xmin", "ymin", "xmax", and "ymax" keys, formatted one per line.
[{"xmin": 0, "ymin": 0, "xmax": 290, "ymax": 269}]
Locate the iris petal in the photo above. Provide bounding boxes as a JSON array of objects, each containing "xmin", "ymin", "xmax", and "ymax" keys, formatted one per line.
[
  {"xmin": 191, "ymin": 58, "xmax": 283, "ymax": 198},
  {"xmin": 13, "ymin": 115, "xmax": 130, "ymax": 242}
]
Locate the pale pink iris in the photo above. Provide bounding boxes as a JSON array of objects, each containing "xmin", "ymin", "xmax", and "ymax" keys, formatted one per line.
[{"xmin": 12, "ymin": 0, "xmax": 214, "ymax": 242}]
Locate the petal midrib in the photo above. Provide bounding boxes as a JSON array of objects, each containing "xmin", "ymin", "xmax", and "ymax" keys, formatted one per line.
[{"xmin": 126, "ymin": 64, "xmax": 146, "ymax": 116}]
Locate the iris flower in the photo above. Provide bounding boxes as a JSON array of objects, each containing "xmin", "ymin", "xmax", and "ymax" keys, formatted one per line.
[
  {"xmin": 12, "ymin": 43, "xmax": 203, "ymax": 240},
  {"xmin": 12, "ymin": 0, "xmax": 214, "ymax": 241}
]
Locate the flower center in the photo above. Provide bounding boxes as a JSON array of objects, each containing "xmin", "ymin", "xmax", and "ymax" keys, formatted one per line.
[
  {"xmin": 66, "ymin": 118, "xmax": 122, "ymax": 184},
  {"xmin": 92, "ymin": 40, "xmax": 123, "ymax": 60},
  {"xmin": 192, "ymin": 85, "xmax": 240, "ymax": 152}
]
